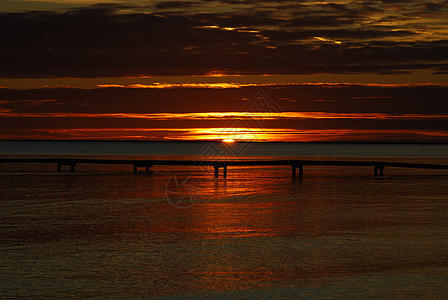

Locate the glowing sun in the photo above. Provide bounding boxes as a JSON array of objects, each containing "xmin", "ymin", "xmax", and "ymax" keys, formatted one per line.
[{"xmin": 222, "ymin": 138, "xmax": 235, "ymax": 143}]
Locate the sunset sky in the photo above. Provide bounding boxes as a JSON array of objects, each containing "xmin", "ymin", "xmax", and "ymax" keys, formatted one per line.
[{"xmin": 1, "ymin": 0, "xmax": 448, "ymax": 142}]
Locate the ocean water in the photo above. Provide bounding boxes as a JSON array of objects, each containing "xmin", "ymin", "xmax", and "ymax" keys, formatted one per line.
[{"xmin": 1, "ymin": 141, "xmax": 448, "ymax": 298}]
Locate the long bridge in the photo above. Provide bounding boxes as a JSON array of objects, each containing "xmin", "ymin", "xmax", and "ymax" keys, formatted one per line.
[{"xmin": 1, "ymin": 158, "xmax": 448, "ymax": 178}]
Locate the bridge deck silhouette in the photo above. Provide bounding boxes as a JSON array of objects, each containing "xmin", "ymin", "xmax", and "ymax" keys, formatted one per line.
[{"xmin": 1, "ymin": 158, "xmax": 448, "ymax": 177}]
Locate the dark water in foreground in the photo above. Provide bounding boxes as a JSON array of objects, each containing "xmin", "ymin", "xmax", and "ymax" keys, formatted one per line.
[{"xmin": 1, "ymin": 141, "xmax": 448, "ymax": 298}]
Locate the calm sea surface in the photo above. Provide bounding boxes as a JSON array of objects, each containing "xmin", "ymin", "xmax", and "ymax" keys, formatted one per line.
[{"xmin": 1, "ymin": 141, "xmax": 448, "ymax": 298}]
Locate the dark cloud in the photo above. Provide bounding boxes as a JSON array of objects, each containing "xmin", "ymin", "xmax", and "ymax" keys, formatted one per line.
[
  {"xmin": 423, "ymin": 1, "xmax": 448, "ymax": 11},
  {"xmin": 1, "ymin": 83, "xmax": 447, "ymax": 115},
  {"xmin": 0, "ymin": 1, "xmax": 447, "ymax": 78},
  {"xmin": 155, "ymin": 1, "xmax": 200, "ymax": 9}
]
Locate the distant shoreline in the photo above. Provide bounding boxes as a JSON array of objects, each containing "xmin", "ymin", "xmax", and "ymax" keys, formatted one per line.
[{"xmin": 1, "ymin": 140, "xmax": 448, "ymax": 145}]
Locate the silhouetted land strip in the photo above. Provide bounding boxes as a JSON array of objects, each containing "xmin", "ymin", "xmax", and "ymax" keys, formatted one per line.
[{"xmin": 1, "ymin": 158, "xmax": 448, "ymax": 178}]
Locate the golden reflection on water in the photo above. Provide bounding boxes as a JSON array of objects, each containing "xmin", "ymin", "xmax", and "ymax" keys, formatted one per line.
[{"xmin": 2, "ymin": 161, "xmax": 448, "ymax": 297}]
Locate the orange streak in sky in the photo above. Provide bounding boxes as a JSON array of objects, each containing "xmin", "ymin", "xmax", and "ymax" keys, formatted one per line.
[
  {"xmin": 95, "ymin": 82, "xmax": 448, "ymax": 89},
  {"xmin": 1, "ymin": 111, "xmax": 448, "ymax": 120},
  {"xmin": 4, "ymin": 128, "xmax": 448, "ymax": 142}
]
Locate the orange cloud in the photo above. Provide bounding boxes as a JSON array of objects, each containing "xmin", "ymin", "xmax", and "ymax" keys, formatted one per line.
[
  {"xmin": 1, "ymin": 111, "xmax": 447, "ymax": 121},
  {"xmin": 97, "ymin": 83, "xmax": 257, "ymax": 89},
  {"xmin": 6, "ymin": 127, "xmax": 448, "ymax": 142},
  {"xmin": 95, "ymin": 82, "xmax": 448, "ymax": 89}
]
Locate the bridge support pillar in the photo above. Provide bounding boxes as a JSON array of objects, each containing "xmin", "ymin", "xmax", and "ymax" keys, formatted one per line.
[
  {"xmin": 57, "ymin": 161, "xmax": 76, "ymax": 172},
  {"xmin": 133, "ymin": 163, "xmax": 152, "ymax": 174},
  {"xmin": 214, "ymin": 166, "xmax": 219, "ymax": 177},
  {"xmin": 374, "ymin": 165, "xmax": 385, "ymax": 177},
  {"xmin": 292, "ymin": 164, "xmax": 303, "ymax": 179}
]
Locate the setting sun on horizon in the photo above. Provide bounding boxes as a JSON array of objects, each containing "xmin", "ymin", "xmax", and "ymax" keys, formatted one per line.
[{"xmin": 222, "ymin": 138, "xmax": 235, "ymax": 143}]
